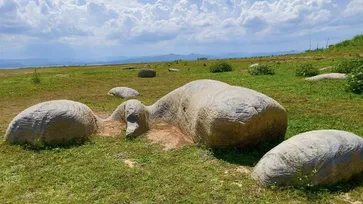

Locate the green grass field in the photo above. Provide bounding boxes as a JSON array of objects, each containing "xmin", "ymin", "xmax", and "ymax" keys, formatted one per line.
[{"xmin": 1, "ymin": 48, "xmax": 363, "ymax": 203}]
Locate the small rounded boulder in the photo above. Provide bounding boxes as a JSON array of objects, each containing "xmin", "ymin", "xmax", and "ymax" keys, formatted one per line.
[
  {"xmin": 168, "ymin": 68, "xmax": 180, "ymax": 72},
  {"xmin": 251, "ymin": 130, "xmax": 363, "ymax": 186},
  {"xmin": 108, "ymin": 87, "xmax": 139, "ymax": 99},
  {"xmin": 138, "ymin": 69, "xmax": 156, "ymax": 78}
]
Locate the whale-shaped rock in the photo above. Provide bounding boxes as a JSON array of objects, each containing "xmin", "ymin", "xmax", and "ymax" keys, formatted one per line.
[{"xmin": 109, "ymin": 79, "xmax": 288, "ymax": 148}]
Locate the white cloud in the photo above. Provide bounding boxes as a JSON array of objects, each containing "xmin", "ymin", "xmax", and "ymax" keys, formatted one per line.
[
  {"xmin": 0, "ymin": 0, "xmax": 362, "ymax": 59},
  {"xmin": 345, "ymin": 0, "xmax": 363, "ymax": 16}
]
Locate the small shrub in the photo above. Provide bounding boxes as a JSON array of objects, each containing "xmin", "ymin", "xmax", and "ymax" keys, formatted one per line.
[
  {"xmin": 31, "ymin": 69, "xmax": 41, "ymax": 84},
  {"xmin": 248, "ymin": 64, "xmax": 275, "ymax": 75},
  {"xmin": 346, "ymin": 65, "xmax": 363, "ymax": 94},
  {"xmin": 334, "ymin": 57, "xmax": 363, "ymax": 73},
  {"xmin": 210, "ymin": 61, "xmax": 233, "ymax": 73},
  {"xmin": 296, "ymin": 63, "xmax": 319, "ymax": 77}
]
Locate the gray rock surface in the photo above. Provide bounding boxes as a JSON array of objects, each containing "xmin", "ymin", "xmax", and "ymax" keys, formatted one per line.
[
  {"xmin": 305, "ymin": 73, "xmax": 346, "ymax": 81},
  {"xmin": 109, "ymin": 79, "xmax": 287, "ymax": 148},
  {"xmin": 109, "ymin": 100, "xmax": 149, "ymax": 138},
  {"xmin": 108, "ymin": 87, "xmax": 139, "ymax": 98},
  {"xmin": 138, "ymin": 69, "xmax": 156, "ymax": 78},
  {"xmin": 250, "ymin": 63, "xmax": 259, "ymax": 68},
  {"xmin": 4, "ymin": 100, "xmax": 100, "ymax": 146},
  {"xmin": 168, "ymin": 68, "xmax": 180, "ymax": 72},
  {"xmin": 251, "ymin": 130, "xmax": 363, "ymax": 186}
]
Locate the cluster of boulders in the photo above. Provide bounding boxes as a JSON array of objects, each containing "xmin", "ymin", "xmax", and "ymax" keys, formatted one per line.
[
  {"xmin": 3, "ymin": 79, "xmax": 362, "ymax": 188},
  {"xmin": 248, "ymin": 63, "xmax": 348, "ymax": 81}
]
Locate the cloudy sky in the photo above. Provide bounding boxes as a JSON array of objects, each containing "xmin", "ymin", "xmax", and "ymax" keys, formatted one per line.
[{"xmin": 0, "ymin": 0, "xmax": 362, "ymax": 59}]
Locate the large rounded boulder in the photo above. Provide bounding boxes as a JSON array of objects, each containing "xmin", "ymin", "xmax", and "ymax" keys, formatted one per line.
[
  {"xmin": 110, "ymin": 79, "xmax": 287, "ymax": 148},
  {"xmin": 108, "ymin": 87, "xmax": 139, "ymax": 99},
  {"xmin": 4, "ymin": 100, "xmax": 100, "ymax": 146},
  {"xmin": 251, "ymin": 130, "xmax": 363, "ymax": 186}
]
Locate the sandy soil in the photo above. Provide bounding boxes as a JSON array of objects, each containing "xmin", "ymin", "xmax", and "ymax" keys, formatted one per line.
[
  {"xmin": 95, "ymin": 111, "xmax": 194, "ymax": 151},
  {"xmin": 146, "ymin": 123, "xmax": 194, "ymax": 151},
  {"xmin": 97, "ymin": 120, "xmax": 125, "ymax": 137}
]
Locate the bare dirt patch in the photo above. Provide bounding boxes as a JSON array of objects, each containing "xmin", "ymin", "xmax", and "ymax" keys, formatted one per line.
[
  {"xmin": 340, "ymin": 193, "xmax": 362, "ymax": 204},
  {"xmin": 97, "ymin": 120, "xmax": 124, "ymax": 137},
  {"xmin": 95, "ymin": 112, "xmax": 125, "ymax": 137},
  {"xmin": 124, "ymin": 159, "xmax": 137, "ymax": 168},
  {"xmin": 146, "ymin": 123, "xmax": 194, "ymax": 151}
]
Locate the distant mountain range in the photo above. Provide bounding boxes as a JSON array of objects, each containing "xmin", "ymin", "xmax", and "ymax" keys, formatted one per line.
[{"xmin": 0, "ymin": 51, "xmax": 299, "ymax": 69}]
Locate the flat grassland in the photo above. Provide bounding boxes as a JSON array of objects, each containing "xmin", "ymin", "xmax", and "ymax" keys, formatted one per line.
[{"xmin": 0, "ymin": 54, "xmax": 362, "ymax": 203}]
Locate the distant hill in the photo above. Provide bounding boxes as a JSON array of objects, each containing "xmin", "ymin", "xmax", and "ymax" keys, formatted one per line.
[
  {"xmin": 216, "ymin": 50, "xmax": 298, "ymax": 59},
  {"xmin": 0, "ymin": 58, "xmax": 99, "ymax": 69},
  {"xmin": 1, "ymin": 35, "xmax": 362, "ymax": 69},
  {"xmin": 0, "ymin": 51, "xmax": 297, "ymax": 69},
  {"xmin": 0, "ymin": 54, "xmax": 210, "ymax": 69},
  {"xmin": 108, "ymin": 53, "xmax": 211, "ymax": 64}
]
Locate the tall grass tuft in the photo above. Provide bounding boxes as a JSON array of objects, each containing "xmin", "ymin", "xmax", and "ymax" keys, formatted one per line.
[
  {"xmin": 31, "ymin": 69, "xmax": 41, "ymax": 84},
  {"xmin": 346, "ymin": 65, "xmax": 363, "ymax": 94},
  {"xmin": 210, "ymin": 61, "xmax": 233, "ymax": 73},
  {"xmin": 249, "ymin": 64, "xmax": 275, "ymax": 75},
  {"xmin": 296, "ymin": 63, "xmax": 319, "ymax": 77},
  {"xmin": 334, "ymin": 57, "xmax": 363, "ymax": 73}
]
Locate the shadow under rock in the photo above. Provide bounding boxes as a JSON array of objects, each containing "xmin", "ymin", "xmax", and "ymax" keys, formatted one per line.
[
  {"xmin": 210, "ymin": 137, "xmax": 283, "ymax": 167},
  {"xmin": 303, "ymin": 172, "xmax": 363, "ymax": 201},
  {"xmin": 20, "ymin": 138, "xmax": 94, "ymax": 151}
]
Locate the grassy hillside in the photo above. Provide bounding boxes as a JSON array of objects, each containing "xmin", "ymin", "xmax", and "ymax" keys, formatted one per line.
[
  {"xmin": 0, "ymin": 49, "xmax": 363, "ymax": 203},
  {"xmin": 302, "ymin": 34, "xmax": 363, "ymax": 56},
  {"xmin": 329, "ymin": 35, "xmax": 363, "ymax": 50}
]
